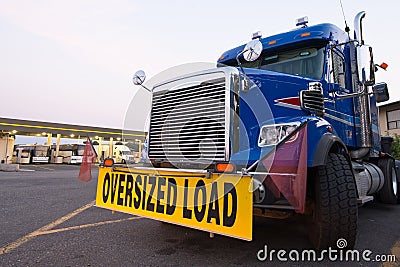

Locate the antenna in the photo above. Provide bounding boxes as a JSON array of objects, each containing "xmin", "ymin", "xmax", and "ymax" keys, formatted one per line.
[{"xmin": 339, "ymin": 0, "xmax": 350, "ymax": 36}]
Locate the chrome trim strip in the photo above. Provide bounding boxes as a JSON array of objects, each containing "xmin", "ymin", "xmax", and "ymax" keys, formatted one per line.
[
  {"xmin": 253, "ymin": 204, "xmax": 295, "ymax": 210},
  {"xmin": 274, "ymin": 102, "xmax": 302, "ymax": 110},
  {"xmin": 239, "ymin": 171, "xmax": 297, "ymax": 176},
  {"xmin": 132, "ymin": 166, "xmax": 210, "ymax": 174},
  {"xmin": 324, "ymin": 113, "xmax": 355, "ymax": 126},
  {"xmin": 152, "ymin": 67, "xmax": 238, "ymax": 93}
]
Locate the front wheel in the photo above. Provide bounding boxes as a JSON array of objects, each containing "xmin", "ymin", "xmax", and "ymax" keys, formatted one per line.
[{"xmin": 308, "ymin": 153, "xmax": 358, "ymax": 250}]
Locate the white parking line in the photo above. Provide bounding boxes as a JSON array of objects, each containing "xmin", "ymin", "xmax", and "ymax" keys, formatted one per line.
[
  {"xmin": 30, "ymin": 165, "xmax": 55, "ymax": 171},
  {"xmin": 38, "ymin": 217, "xmax": 142, "ymax": 236},
  {"xmin": 0, "ymin": 201, "xmax": 94, "ymax": 255}
]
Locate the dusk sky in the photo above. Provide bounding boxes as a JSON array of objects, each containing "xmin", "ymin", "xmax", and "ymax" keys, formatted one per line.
[{"xmin": 0, "ymin": 0, "xmax": 397, "ymax": 132}]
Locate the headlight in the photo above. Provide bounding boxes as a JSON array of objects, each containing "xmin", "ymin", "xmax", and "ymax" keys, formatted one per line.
[{"xmin": 258, "ymin": 122, "xmax": 301, "ymax": 147}]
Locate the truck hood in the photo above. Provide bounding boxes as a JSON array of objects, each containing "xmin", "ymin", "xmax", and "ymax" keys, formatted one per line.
[{"xmin": 232, "ymin": 68, "xmax": 318, "ymax": 166}]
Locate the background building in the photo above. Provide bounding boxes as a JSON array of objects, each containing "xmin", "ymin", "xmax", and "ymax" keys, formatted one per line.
[{"xmin": 378, "ymin": 101, "xmax": 400, "ymax": 136}]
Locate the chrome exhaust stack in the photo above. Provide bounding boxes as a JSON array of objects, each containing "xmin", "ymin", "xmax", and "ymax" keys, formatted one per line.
[{"xmin": 352, "ymin": 11, "xmax": 373, "ymax": 156}]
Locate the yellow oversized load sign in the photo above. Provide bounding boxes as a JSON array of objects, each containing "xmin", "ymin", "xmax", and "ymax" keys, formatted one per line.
[{"xmin": 95, "ymin": 167, "xmax": 253, "ymax": 241}]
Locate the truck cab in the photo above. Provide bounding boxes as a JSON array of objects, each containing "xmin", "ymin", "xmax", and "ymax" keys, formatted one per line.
[{"xmin": 96, "ymin": 11, "xmax": 398, "ymax": 250}]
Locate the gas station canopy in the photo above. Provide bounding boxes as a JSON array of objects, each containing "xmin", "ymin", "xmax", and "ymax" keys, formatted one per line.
[{"xmin": 0, "ymin": 117, "xmax": 146, "ymax": 141}]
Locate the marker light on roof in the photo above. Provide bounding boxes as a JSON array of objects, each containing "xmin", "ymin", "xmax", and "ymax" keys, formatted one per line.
[
  {"xmin": 252, "ymin": 31, "xmax": 262, "ymax": 39},
  {"xmin": 296, "ymin": 16, "xmax": 309, "ymax": 27}
]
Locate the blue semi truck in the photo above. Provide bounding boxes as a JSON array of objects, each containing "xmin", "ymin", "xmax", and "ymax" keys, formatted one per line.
[{"xmin": 96, "ymin": 11, "xmax": 399, "ymax": 249}]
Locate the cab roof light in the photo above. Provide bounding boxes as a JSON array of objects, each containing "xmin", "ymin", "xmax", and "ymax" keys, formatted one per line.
[
  {"xmin": 268, "ymin": 40, "xmax": 277, "ymax": 45},
  {"xmin": 296, "ymin": 16, "xmax": 309, "ymax": 27},
  {"xmin": 252, "ymin": 31, "xmax": 262, "ymax": 40},
  {"xmin": 301, "ymin": 32, "xmax": 311, "ymax": 37}
]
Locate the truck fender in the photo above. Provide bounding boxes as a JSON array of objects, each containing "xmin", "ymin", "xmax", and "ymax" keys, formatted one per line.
[{"xmin": 312, "ymin": 133, "xmax": 348, "ymax": 167}]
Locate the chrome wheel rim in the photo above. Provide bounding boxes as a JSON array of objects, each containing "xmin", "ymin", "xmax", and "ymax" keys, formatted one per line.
[{"xmin": 392, "ymin": 167, "xmax": 398, "ymax": 196}]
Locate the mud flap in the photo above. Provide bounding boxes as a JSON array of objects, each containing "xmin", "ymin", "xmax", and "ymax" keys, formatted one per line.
[{"xmin": 261, "ymin": 126, "xmax": 308, "ymax": 213}]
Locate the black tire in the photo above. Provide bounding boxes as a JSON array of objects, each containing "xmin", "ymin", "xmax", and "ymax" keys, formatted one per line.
[
  {"xmin": 377, "ymin": 158, "xmax": 398, "ymax": 204},
  {"xmin": 308, "ymin": 153, "xmax": 358, "ymax": 250},
  {"xmin": 122, "ymin": 159, "xmax": 126, "ymax": 164}
]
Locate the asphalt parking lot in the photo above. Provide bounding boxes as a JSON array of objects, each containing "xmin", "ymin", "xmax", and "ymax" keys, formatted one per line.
[{"xmin": 0, "ymin": 164, "xmax": 399, "ymax": 266}]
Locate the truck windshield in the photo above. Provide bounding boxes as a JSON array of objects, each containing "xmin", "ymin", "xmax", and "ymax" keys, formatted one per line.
[
  {"xmin": 122, "ymin": 151, "xmax": 132, "ymax": 155},
  {"xmin": 228, "ymin": 44, "xmax": 326, "ymax": 80}
]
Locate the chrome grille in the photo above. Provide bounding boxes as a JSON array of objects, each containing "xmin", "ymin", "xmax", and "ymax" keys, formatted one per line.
[{"xmin": 148, "ymin": 75, "xmax": 228, "ymax": 165}]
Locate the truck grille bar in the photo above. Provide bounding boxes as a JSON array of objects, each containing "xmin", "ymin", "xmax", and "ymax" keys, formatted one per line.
[
  {"xmin": 300, "ymin": 89, "xmax": 324, "ymax": 116},
  {"xmin": 148, "ymin": 70, "xmax": 234, "ymax": 166}
]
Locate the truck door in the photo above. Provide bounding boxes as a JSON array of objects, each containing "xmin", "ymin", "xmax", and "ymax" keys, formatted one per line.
[{"xmin": 324, "ymin": 47, "xmax": 357, "ymax": 147}]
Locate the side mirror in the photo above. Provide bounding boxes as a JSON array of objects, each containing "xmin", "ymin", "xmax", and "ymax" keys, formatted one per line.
[
  {"xmin": 372, "ymin": 82, "xmax": 389, "ymax": 103},
  {"xmin": 243, "ymin": 39, "xmax": 263, "ymax": 62},
  {"xmin": 133, "ymin": 70, "xmax": 146, "ymax": 85},
  {"xmin": 356, "ymin": 45, "xmax": 375, "ymax": 86}
]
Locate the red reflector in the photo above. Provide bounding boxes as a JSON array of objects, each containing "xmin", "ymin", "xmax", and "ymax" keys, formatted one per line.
[
  {"xmin": 380, "ymin": 62, "xmax": 388, "ymax": 70},
  {"xmin": 103, "ymin": 158, "xmax": 114, "ymax": 167}
]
